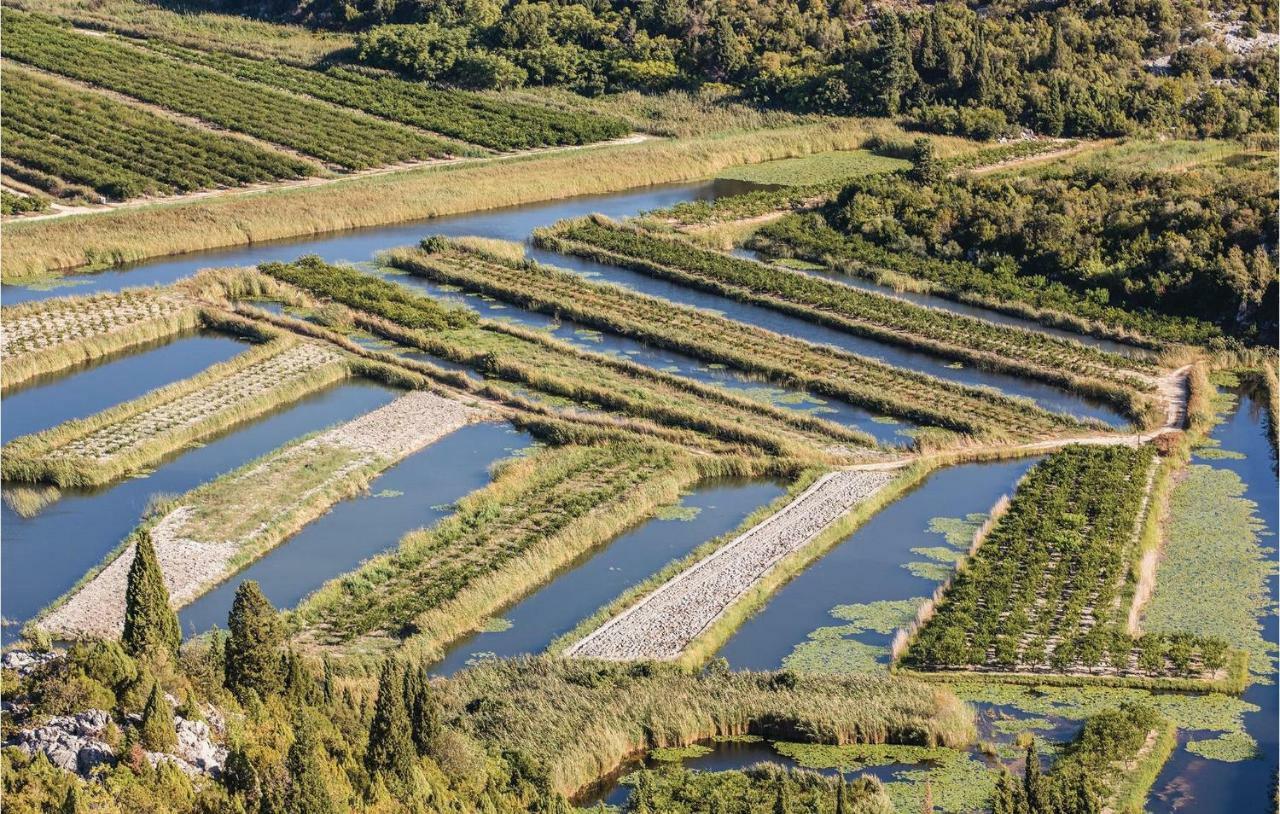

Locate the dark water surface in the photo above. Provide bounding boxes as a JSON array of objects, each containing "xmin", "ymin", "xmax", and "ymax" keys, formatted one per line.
[
  {"xmin": 431, "ymin": 479, "xmax": 785, "ymax": 676},
  {"xmin": 0, "ymin": 381, "xmax": 397, "ymax": 643},
  {"xmin": 179, "ymin": 422, "xmax": 534, "ymax": 635},
  {"xmin": 2, "ymin": 332, "xmax": 248, "ymax": 440}
]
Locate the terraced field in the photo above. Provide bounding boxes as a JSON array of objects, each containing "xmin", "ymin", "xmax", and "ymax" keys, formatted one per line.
[
  {"xmin": 567, "ymin": 468, "xmax": 895, "ymax": 661},
  {"xmin": 392, "ymin": 243, "xmax": 1093, "ymax": 440},
  {"xmin": 538, "ymin": 218, "xmax": 1160, "ymax": 409},
  {"xmin": 40, "ymin": 390, "xmax": 487, "ymax": 639},
  {"xmin": 1, "ymin": 288, "xmax": 200, "ymax": 387},
  {"xmin": 1, "ymin": 337, "xmax": 350, "ymax": 486}
]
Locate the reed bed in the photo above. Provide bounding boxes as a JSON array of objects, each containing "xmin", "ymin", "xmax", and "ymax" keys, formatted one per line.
[
  {"xmin": 441, "ymin": 656, "xmax": 976, "ymax": 797},
  {"xmin": 3, "ymin": 119, "xmax": 881, "ymax": 278},
  {"xmin": 1, "ymin": 335, "xmax": 350, "ymax": 486},
  {"xmin": 291, "ymin": 443, "xmax": 699, "ymax": 654},
  {"xmin": 38, "ymin": 390, "xmax": 486, "ymax": 639},
  {"xmin": 1, "ymin": 287, "xmax": 200, "ymax": 389},
  {"xmin": 539, "ymin": 217, "xmax": 1160, "ymax": 420},
  {"xmin": 394, "ymin": 242, "xmax": 1092, "ymax": 441}
]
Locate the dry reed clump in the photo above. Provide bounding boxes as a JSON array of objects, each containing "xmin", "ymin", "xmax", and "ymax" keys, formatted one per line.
[
  {"xmin": 567, "ymin": 469, "xmax": 895, "ymax": 661},
  {"xmin": 440, "ymin": 656, "xmax": 976, "ymax": 798},
  {"xmin": 3, "ymin": 119, "xmax": 881, "ymax": 279},
  {"xmin": 1, "ymin": 288, "xmax": 200, "ymax": 389},
  {"xmin": 38, "ymin": 390, "xmax": 488, "ymax": 639},
  {"xmin": 1, "ymin": 337, "xmax": 350, "ymax": 487}
]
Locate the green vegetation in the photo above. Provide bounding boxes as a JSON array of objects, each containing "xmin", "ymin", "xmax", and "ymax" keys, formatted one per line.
[
  {"xmin": 225, "ymin": 581, "xmax": 285, "ymax": 701},
  {"xmin": 1, "ymin": 189, "xmax": 50, "ymax": 215},
  {"xmin": 121, "ymin": 532, "xmax": 181, "ymax": 662},
  {"xmin": 1, "ymin": 65, "xmax": 313, "ymax": 202},
  {"xmin": 404, "ymin": 239, "xmax": 1090, "ymax": 440},
  {"xmin": 903, "ymin": 445, "xmax": 1235, "ymax": 683},
  {"xmin": 783, "ymin": 598, "xmax": 925, "ymax": 675},
  {"xmin": 541, "ymin": 217, "xmax": 1159, "ymax": 420},
  {"xmin": 147, "ymin": 41, "xmax": 629, "ymax": 151},
  {"xmin": 620, "ymin": 765, "xmax": 892, "ymax": 813},
  {"xmin": 755, "ymin": 158, "xmax": 1278, "ymax": 346},
  {"xmin": 139, "ymin": 683, "xmax": 176, "ymax": 751},
  {"xmin": 2, "ymin": 11, "xmax": 454, "ymax": 170},
  {"xmin": 716, "ymin": 150, "xmax": 909, "ymax": 186}
]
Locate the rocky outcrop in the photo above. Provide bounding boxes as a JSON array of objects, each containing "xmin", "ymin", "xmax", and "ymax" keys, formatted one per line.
[{"xmin": 15, "ymin": 710, "xmax": 114, "ymax": 777}]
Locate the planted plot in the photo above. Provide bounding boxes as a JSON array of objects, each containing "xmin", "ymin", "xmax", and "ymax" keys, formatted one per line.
[
  {"xmin": 899, "ymin": 445, "xmax": 1237, "ymax": 685},
  {"xmin": 394, "ymin": 242, "xmax": 1089, "ymax": 440},
  {"xmin": 2, "ymin": 337, "xmax": 350, "ymax": 486},
  {"xmin": 149, "ymin": 42, "xmax": 630, "ymax": 151},
  {"xmin": 2, "ymin": 11, "xmax": 454, "ymax": 169},
  {"xmin": 38, "ymin": 391, "xmax": 485, "ymax": 639},
  {"xmin": 2, "ymin": 288, "xmax": 200, "ymax": 388},
  {"xmin": 568, "ymin": 469, "xmax": 895, "ymax": 661},
  {"xmin": 539, "ymin": 218, "xmax": 1158, "ymax": 405},
  {"xmin": 258, "ymin": 258, "xmax": 871, "ymax": 458},
  {"xmin": 292, "ymin": 443, "xmax": 699, "ymax": 654},
  {"xmin": 1, "ymin": 66, "xmax": 314, "ymax": 201}
]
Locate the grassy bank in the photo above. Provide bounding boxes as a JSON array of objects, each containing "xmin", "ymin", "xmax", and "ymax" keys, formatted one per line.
[
  {"xmin": 1, "ymin": 332, "xmax": 350, "ymax": 486},
  {"xmin": 1, "ymin": 288, "xmax": 201, "ymax": 390},
  {"xmin": 3, "ymin": 120, "xmax": 885, "ymax": 279},
  {"xmin": 394, "ymin": 242, "xmax": 1091, "ymax": 441}
]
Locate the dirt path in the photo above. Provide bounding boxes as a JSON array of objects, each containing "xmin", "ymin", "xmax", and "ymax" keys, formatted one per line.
[{"xmin": 964, "ymin": 139, "xmax": 1103, "ymax": 176}]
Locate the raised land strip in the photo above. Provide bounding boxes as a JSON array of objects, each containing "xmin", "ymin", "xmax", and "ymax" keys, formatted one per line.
[
  {"xmin": 1, "ymin": 288, "xmax": 200, "ymax": 388},
  {"xmin": 291, "ymin": 442, "xmax": 700, "ymax": 656},
  {"xmin": 1, "ymin": 10, "xmax": 455, "ymax": 170},
  {"xmin": 39, "ymin": 390, "xmax": 487, "ymax": 639},
  {"xmin": 395, "ymin": 243, "xmax": 1094, "ymax": 440},
  {"xmin": 539, "ymin": 218, "xmax": 1160, "ymax": 412},
  {"xmin": 897, "ymin": 444, "xmax": 1240, "ymax": 688},
  {"xmin": 1, "ymin": 338, "xmax": 349, "ymax": 486},
  {"xmin": 566, "ymin": 469, "xmax": 895, "ymax": 660}
]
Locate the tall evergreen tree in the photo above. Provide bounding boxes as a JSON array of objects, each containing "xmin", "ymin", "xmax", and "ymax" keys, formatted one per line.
[
  {"xmin": 59, "ymin": 785, "xmax": 80, "ymax": 814},
  {"xmin": 1023, "ymin": 740, "xmax": 1046, "ymax": 814},
  {"xmin": 364, "ymin": 659, "xmax": 417, "ymax": 793},
  {"xmin": 283, "ymin": 649, "xmax": 318, "ymax": 706},
  {"xmin": 139, "ymin": 682, "xmax": 177, "ymax": 751},
  {"xmin": 285, "ymin": 719, "xmax": 337, "ymax": 814},
  {"xmin": 1048, "ymin": 15, "xmax": 1071, "ymax": 71},
  {"xmin": 222, "ymin": 745, "xmax": 261, "ymax": 808},
  {"xmin": 773, "ymin": 781, "xmax": 790, "ymax": 814},
  {"xmin": 224, "ymin": 581, "xmax": 284, "ymax": 702},
  {"xmin": 402, "ymin": 663, "xmax": 442, "ymax": 756},
  {"xmin": 970, "ymin": 23, "xmax": 993, "ymax": 105},
  {"xmin": 992, "ymin": 767, "xmax": 1026, "ymax": 814},
  {"xmin": 872, "ymin": 11, "xmax": 917, "ymax": 115},
  {"xmin": 835, "ymin": 779, "xmax": 847, "ymax": 814},
  {"xmin": 121, "ymin": 531, "xmax": 181, "ymax": 661}
]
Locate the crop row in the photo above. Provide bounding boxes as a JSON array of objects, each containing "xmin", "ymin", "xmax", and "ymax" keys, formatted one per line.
[
  {"xmin": 399, "ymin": 241, "xmax": 1088, "ymax": 440},
  {"xmin": 148, "ymin": 41, "xmax": 631, "ymax": 152},
  {"xmin": 1, "ymin": 337, "xmax": 350, "ymax": 486},
  {"xmin": 256, "ymin": 258, "xmax": 868, "ymax": 458},
  {"xmin": 0, "ymin": 288, "xmax": 189, "ymax": 357},
  {"xmin": 541, "ymin": 218, "xmax": 1157, "ymax": 392},
  {"xmin": 292, "ymin": 442, "xmax": 688, "ymax": 647},
  {"xmin": 902, "ymin": 444, "xmax": 1230, "ymax": 680},
  {"xmin": 2, "ymin": 11, "xmax": 454, "ymax": 170},
  {"xmin": 2, "ymin": 66, "xmax": 314, "ymax": 200}
]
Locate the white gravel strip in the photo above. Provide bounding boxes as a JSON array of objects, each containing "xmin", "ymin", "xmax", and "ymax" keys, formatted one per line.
[
  {"xmin": 41, "ymin": 391, "xmax": 488, "ymax": 639},
  {"xmin": 566, "ymin": 469, "xmax": 895, "ymax": 661}
]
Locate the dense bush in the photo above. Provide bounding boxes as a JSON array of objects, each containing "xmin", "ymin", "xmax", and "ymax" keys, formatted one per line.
[{"xmin": 0, "ymin": 189, "xmax": 50, "ymax": 215}]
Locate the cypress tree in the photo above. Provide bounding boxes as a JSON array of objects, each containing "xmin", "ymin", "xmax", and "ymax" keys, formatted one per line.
[
  {"xmin": 992, "ymin": 767, "xmax": 1024, "ymax": 814},
  {"xmin": 872, "ymin": 11, "xmax": 917, "ymax": 115},
  {"xmin": 222, "ymin": 745, "xmax": 261, "ymax": 808},
  {"xmin": 224, "ymin": 581, "xmax": 283, "ymax": 702},
  {"xmin": 283, "ymin": 650, "xmax": 318, "ymax": 706},
  {"xmin": 835, "ymin": 780, "xmax": 847, "ymax": 814},
  {"xmin": 121, "ymin": 531, "xmax": 181, "ymax": 661},
  {"xmin": 321, "ymin": 657, "xmax": 335, "ymax": 706},
  {"xmin": 402, "ymin": 663, "xmax": 442, "ymax": 756},
  {"xmin": 59, "ymin": 785, "xmax": 80, "ymax": 814},
  {"xmin": 139, "ymin": 683, "xmax": 177, "ymax": 751},
  {"xmin": 970, "ymin": 24, "xmax": 992, "ymax": 105},
  {"xmin": 773, "ymin": 781, "xmax": 790, "ymax": 814},
  {"xmin": 364, "ymin": 660, "xmax": 417, "ymax": 793},
  {"xmin": 1023, "ymin": 741, "xmax": 1046, "ymax": 814},
  {"xmin": 285, "ymin": 719, "xmax": 337, "ymax": 814}
]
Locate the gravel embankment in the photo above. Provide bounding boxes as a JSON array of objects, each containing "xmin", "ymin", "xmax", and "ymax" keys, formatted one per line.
[
  {"xmin": 41, "ymin": 391, "xmax": 486, "ymax": 639},
  {"xmin": 566, "ymin": 469, "xmax": 895, "ymax": 661}
]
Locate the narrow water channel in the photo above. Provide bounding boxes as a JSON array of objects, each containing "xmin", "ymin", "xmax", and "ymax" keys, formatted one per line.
[
  {"xmin": 532, "ymin": 248, "xmax": 1130, "ymax": 427},
  {"xmin": 0, "ymin": 380, "xmax": 397, "ymax": 643},
  {"xmin": 430, "ymin": 478, "xmax": 785, "ymax": 676},
  {"xmin": 179, "ymin": 422, "xmax": 534, "ymax": 635},
  {"xmin": 1, "ymin": 332, "xmax": 248, "ymax": 439}
]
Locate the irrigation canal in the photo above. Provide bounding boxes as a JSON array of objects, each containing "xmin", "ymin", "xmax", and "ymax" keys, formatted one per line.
[{"xmin": 1, "ymin": 180, "xmax": 1272, "ymax": 813}]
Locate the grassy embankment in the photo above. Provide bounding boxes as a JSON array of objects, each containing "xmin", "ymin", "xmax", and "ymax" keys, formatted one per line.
[
  {"xmin": 253, "ymin": 258, "xmax": 870, "ymax": 460},
  {"xmin": 393, "ymin": 240, "xmax": 1096, "ymax": 442},
  {"xmin": 1, "ymin": 288, "xmax": 202, "ymax": 389},
  {"xmin": 537, "ymin": 217, "xmax": 1162, "ymax": 425},
  {"xmin": 0, "ymin": 324, "xmax": 351, "ymax": 487},
  {"xmin": 437, "ymin": 657, "xmax": 976, "ymax": 798},
  {"xmin": 290, "ymin": 443, "xmax": 786, "ymax": 663},
  {"xmin": 3, "ymin": 119, "xmax": 920, "ymax": 280}
]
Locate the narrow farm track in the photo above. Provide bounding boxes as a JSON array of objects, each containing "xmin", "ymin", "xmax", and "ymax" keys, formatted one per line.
[
  {"xmin": 566, "ymin": 469, "xmax": 895, "ymax": 660},
  {"xmin": 40, "ymin": 391, "xmax": 488, "ymax": 639}
]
